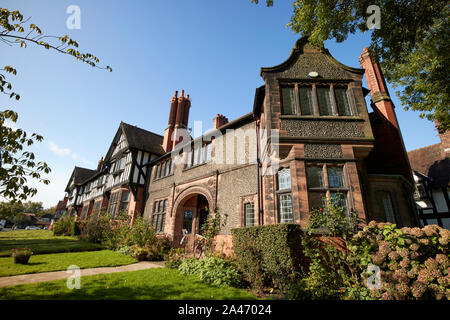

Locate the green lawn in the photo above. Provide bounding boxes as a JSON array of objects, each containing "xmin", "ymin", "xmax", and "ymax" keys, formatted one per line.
[
  {"xmin": 0, "ymin": 230, "xmax": 103, "ymax": 257},
  {"xmin": 0, "ymin": 268, "xmax": 258, "ymax": 300},
  {"xmin": 0, "ymin": 250, "xmax": 136, "ymax": 277}
]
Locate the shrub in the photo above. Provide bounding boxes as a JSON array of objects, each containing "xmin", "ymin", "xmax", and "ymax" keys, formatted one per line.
[
  {"xmin": 165, "ymin": 248, "xmax": 186, "ymax": 269},
  {"xmin": 178, "ymin": 256, "xmax": 243, "ymax": 288},
  {"xmin": 232, "ymin": 223, "xmax": 304, "ymax": 292},
  {"xmin": 53, "ymin": 215, "xmax": 74, "ymax": 236},
  {"xmin": 78, "ymin": 213, "xmax": 112, "ymax": 243},
  {"xmin": 70, "ymin": 220, "xmax": 86, "ymax": 236},
  {"xmin": 128, "ymin": 237, "xmax": 171, "ymax": 262},
  {"xmin": 347, "ymin": 222, "xmax": 450, "ymax": 300}
]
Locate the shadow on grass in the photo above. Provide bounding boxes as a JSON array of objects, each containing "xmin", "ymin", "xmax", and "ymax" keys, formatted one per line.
[{"xmin": 0, "ymin": 238, "xmax": 103, "ymax": 257}]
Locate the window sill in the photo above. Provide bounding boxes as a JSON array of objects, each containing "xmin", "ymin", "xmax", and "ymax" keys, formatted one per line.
[{"xmin": 182, "ymin": 161, "xmax": 211, "ymax": 172}]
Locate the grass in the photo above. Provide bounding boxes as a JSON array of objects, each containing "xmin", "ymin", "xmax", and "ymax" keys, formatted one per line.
[
  {"xmin": 0, "ymin": 268, "xmax": 258, "ymax": 300},
  {"xmin": 0, "ymin": 250, "xmax": 136, "ymax": 277},
  {"xmin": 0, "ymin": 230, "xmax": 103, "ymax": 257}
]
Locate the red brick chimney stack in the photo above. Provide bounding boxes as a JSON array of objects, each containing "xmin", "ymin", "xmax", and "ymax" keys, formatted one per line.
[
  {"xmin": 168, "ymin": 91, "xmax": 178, "ymax": 127},
  {"xmin": 359, "ymin": 47, "xmax": 399, "ymax": 129},
  {"xmin": 163, "ymin": 91, "xmax": 182, "ymax": 152},
  {"xmin": 435, "ymin": 120, "xmax": 450, "ymax": 157},
  {"xmin": 97, "ymin": 157, "xmax": 103, "ymax": 171},
  {"xmin": 213, "ymin": 114, "xmax": 228, "ymax": 129}
]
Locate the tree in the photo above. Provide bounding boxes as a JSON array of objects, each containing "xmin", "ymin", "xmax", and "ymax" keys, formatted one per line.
[
  {"xmin": 0, "ymin": 8, "xmax": 111, "ymax": 202},
  {"xmin": 252, "ymin": 0, "xmax": 449, "ymax": 133}
]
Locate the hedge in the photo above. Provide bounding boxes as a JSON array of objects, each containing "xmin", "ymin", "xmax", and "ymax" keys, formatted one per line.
[{"xmin": 231, "ymin": 223, "xmax": 305, "ymax": 291}]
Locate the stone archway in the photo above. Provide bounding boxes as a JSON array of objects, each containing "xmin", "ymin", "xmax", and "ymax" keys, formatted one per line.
[{"xmin": 171, "ymin": 185, "xmax": 214, "ymax": 246}]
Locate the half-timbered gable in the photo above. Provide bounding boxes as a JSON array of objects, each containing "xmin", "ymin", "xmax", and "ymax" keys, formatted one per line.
[{"xmin": 64, "ymin": 166, "xmax": 97, "ymax": 217}]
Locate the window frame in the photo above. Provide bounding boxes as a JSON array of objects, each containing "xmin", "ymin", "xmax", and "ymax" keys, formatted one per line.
[
  {"xmin": 306, "ymin": 163, "xmax": 350, "ymax": 215},
  {"xmin": 276, "ymin": 167, "xmax": 294, "ymax": 223},
  {"xmin": 244, "ymin": 202, "xmax": 255, "ymax": 227},
  {"xmin": 280, "ymin": 82, "xmax": 354, "ymax": 117}
]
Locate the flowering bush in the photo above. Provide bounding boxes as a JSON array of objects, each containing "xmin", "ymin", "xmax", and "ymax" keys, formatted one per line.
[{"xmin": 348, "ymin": 222, "xmax": 450, "ymax": 300}]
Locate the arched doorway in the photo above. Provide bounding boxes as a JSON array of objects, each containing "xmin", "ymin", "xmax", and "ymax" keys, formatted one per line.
[{"xmin": 173, "ymin": 193, "xmax": 211, "ymax": 246}]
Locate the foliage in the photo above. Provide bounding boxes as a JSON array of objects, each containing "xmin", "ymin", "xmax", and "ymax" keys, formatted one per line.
[
  {"xmin": 232, "ymin": 223, "xmax": 304, "ymax": 292},
  {"xmin": 78, "ymin": 213, "xmax": 170, "ymax": 261},
  {"xmin": 128, "ymin": 238, "xmax": 170, "ymax": 262},
  {"xmin": 0, "ymin": 110, "xmax": 50, "ymax": 202},
  {"xmin": 289, "ymin": 194, "xmax": 365, "ymax": 300},
  {"xmin": 199, "ymin": 209, "xmax": 223, "ymax": 252},
  {"xmin": 9, "ymin": 247, "xmax": 32, "ymax": 264},
  {"xmin": 306, "ymin": 193, "xmax": 360, "ymax": 237},
  {"xmin": 9, "ymin": 247, "xmax": 32, "ymax": 257},
  {"xmin": 252, "ymin": 1, "xmax": 449, "ymax": 132},
  {"xmin": 178, "ymin": 256, "xmax": 243, "ymax": 288},
  {"xmin": 0, "ymin": 7, "xmax": 111, "ymax": 203},
  {"xmin": 52, "ymin": 215, "xmax": 75, "ymax": 236},
  {"xmin": 165, "ymin": 248, "xmax": 187, "ymax": 269},
  {"xmin": 347, "ymin": 222, "xmax": 450, "ymax": 300}
]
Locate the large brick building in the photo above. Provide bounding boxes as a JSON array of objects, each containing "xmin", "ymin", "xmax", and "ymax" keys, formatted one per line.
[{"xmin": 61, "ymin": 38, "xmax": 419, "ymax": 250}]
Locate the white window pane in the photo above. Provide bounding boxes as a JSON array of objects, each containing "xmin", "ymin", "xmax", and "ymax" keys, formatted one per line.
[
  {"xmin": 278, "ymin": 168, "xmax": 291, "ymax": 190},
  {"xmin": 279, "ymin": 193, "xmax": 293, "ymax": 223}
]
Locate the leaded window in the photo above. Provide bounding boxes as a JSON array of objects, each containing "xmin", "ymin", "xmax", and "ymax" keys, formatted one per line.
[
  {"xmin": 281, "ymin": 87, "xmax": 297, "ymax": 115},
  {"xmin": 299, "ymin": 86, "xmax": 314, "ymax": 115},
  {"xmin": 278, "ymin": 168, "xmax": 291, "ymax": 190},
  {"xmin": 152, "ymin": 199, "xmax": 167, "ymax": 233},
  {"xmin": 335, "ymin": 87, "xmax": 351, "ymax": 116},
  {"xmin": 279, "ymin": 193, "xmax": 293, "ymax": 223},
  {"xmin": 317, "ymin": 86, "xmax": 333, "ymax": 116},
  {"xmin": 244, "ymin": 202, "xmax": 255, "ymax": 227},
  {"xmin": 183, "ymin": 210, "xmax": 193, "ymax": 233}
]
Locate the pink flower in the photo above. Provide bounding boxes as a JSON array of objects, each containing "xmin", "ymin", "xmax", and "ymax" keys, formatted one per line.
[
  {"xmin": 411, "ymin": 281, "xmax": 427, "ymax": 299},
  {"xmin": 435, "ymin": 254, "xmax": 449, "ymax": 269},
  {"xmin": 423, "ymin": 224, "xmax": 439, "ymax": 237},
  {"xmin": 400, "ymin": 258, "xmax": 410, "ymax": 268},
  {"xmin": 388, "ymin": 251, "xmax": 400, "ymax": 261},
  {"xmin": 380, "ymin": 291, "xmax": 393, "ymax": 300},
  {"xmin": 410, "ymin": 227, "xmax": 424, "ymax": 237}
]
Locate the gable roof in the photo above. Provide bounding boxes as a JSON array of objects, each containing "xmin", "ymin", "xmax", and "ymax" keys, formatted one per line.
[
  {"xmin": 121, "ymin": 122, "xmax": 165, "ymax": 155},
  {"xmin": 104, "ymin": 122, "xmax": 165, "ymax": 162},
  {"xmin": 408, "ymin": 143, "xmax": 449, "ymax": 189},
  {"xmin": 65, "ymin": 166, "xmax": 97, "ymax": 192},
  {"xmin": 260, "ymin": 37, "xmax": 365, "ymax": 77}
]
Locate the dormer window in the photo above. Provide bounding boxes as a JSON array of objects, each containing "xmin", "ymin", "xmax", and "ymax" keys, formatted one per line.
[{"xmin": 281, "ymin": 83, "xmax": 353, "ymax": 117}]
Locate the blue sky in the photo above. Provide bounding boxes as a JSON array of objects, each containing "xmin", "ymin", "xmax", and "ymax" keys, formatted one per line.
[{"xmin": 1, "ymin": 0, "xmax": 441, "ymax": 208}]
